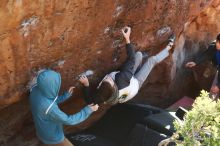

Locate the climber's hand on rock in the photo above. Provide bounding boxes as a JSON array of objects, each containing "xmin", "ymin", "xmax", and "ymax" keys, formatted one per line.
[
  {"xmin": 68, "ymin": 86, "xmax": 75, "ymax": 95},
  {"xmin": 79, "ymin": 75, "xmax": 89, "ymax": 86},
  {"xmin": 88, "ymin": 104, "xmax": 99, "ymax": 112},
  {"xmin": 185, "ymin": 62, "xmax": 196, "ymax": 68},
  {"xmin": 122, "ymin": 26, "xmax": 131, "ymax": 44}
]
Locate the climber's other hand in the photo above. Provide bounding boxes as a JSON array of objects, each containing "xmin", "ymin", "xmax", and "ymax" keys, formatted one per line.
[
  {"xmin": 185, "ymin": 62, "xmax": 196, "ymax": 68},
  {"xmin": 211, "ymin": 85, "xmax": 219, "ymax": 94}
]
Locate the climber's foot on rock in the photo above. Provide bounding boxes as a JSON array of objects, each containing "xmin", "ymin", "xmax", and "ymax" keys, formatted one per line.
[{"xmin": 167, "ymin": 34, "xmax": 176, "ymax": 51}]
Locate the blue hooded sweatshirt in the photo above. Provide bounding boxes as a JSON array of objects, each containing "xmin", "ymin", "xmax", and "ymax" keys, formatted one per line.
[{"xmin": 29, "ymin": 70, "xmax": 93, "ymax": 144}]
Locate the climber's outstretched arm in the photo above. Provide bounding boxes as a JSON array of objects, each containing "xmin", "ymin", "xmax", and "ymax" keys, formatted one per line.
[
  {"xmin": 121, "ymin": 26, "xmax": 136, "ymax": 61},
  {"xmin": 115, "ymin": 27, "xmax": 137, "ymax": 89}
]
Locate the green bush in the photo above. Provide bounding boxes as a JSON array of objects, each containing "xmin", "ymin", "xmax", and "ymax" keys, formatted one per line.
[{"xmin": 174, "ymin": 90, "xmax": 220, "ymax": 146}]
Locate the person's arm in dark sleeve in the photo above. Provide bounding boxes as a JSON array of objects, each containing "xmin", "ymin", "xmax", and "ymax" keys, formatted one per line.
[
  {"xmin": 79, "ymin": 75, "xmax": 95, "ymax": 104},
  {"xmin": 115, "ymin": 43, "xmax": 136, "ymax": 90},
  {"xmin": 119, "ymin": 26, "xmax": 136, "ymax": 74},
  {"xmin": 82, "ymin": 86, "xmax": 95, "ymax": 104},
  {"xmin": 126, "ymin": 43, "xmax": 136, "ymax": 60},
  {"xmin": 115, "ymin": 27, "xmax": 136, "ymax": 89},
  {"xmin": 119, "ymin": 27, "xmax": 135, "ymax": 75},
  {"xmin": 119, "ymin": 43, "xmax": 136, "ymax": 74},
  {"xmin": 194, "ymin": 44, "xmax": 215, "ymax": 65}
]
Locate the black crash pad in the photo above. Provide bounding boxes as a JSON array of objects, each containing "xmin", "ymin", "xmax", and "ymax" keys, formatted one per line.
[
  {"xmin": 67, "ymin": 133, "xmax": 119, "ymax": 146},
  {"xmin": 143, "ymin": 112, "xmax": 176, "ymax": 136},
  {"xmin": 124, "ymin": 124, "xmax": 175, "ymax": 146},
  {"xmin": 66, "ymin": 104, "xmax": 175, "ymax": 146}
]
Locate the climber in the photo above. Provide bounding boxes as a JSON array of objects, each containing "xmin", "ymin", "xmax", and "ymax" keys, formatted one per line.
[
  {"xmin": 185, "ymin": 33, "xmax": 220, "ymax": 98},
  {"xmin": 29, "ymin": 69, "xmax": 99, "ymax": 146},
  {"xmin": 79, "ymin": 26, "xmax": 175, "ymax": 105}
]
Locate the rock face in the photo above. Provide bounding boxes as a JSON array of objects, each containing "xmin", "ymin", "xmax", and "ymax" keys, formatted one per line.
[
  {"xmin": 170, "ymin": 0, "xmax": 220, "ymax": 101},
  {"xmin": 0, "ymin": 0, "xmax": 219, "ymax": 145}
]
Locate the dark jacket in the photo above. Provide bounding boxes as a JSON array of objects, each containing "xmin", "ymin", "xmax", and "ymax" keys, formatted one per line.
[
  {"xmin": 83, "ymin": 43, "xmax": 136, "ymax": 104},
  {"xmin": 115, "ymin": 43, "xmax": 136, "ymax": 89},
  {"xmin": 193, "ymin": 41, "xmax": 220, "ymax": 87}
]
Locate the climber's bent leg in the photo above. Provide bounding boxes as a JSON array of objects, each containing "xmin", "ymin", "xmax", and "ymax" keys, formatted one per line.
[
  {"xmin": 132, "ymin": 51, "xmax": 143, "ymax": 74},
  {"xmin": 134, "ymin": 47, "xmax": 169, "ymax": 88}
]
